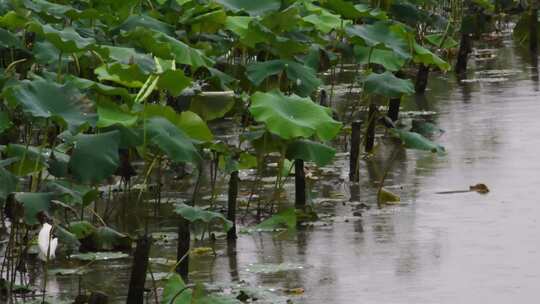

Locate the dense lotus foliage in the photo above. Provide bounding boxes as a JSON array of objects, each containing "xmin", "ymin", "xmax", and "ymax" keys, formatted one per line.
[{"xmin": 0, "ymin": 0, "xmax": 535, "ymax": 302}]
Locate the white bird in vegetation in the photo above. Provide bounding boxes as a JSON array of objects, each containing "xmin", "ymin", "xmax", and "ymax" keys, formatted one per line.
[{"xmin": 38, "ymin": 223, "xmax": 58, "ymax": 261}]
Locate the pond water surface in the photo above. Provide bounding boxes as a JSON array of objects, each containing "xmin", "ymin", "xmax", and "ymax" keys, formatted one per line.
[{"xmin": 39, "ymin": 35, "xmax": 540, "ymax": 304}]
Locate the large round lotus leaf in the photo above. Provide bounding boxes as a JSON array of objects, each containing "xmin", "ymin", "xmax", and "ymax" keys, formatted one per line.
[
  {"xmin": 4, "ymin": 79, "xmax": 96, "ymax": 131},
  {"xmin": 47, "ymin": 180, "xmax": 98, "ymax": 206},
  {"xmin": 413, "ymin": 43, "xmax": 450, "ymax": 71},
  {"xmin": 174, "ymin": 203, "xmax": 232, "ymax": 232},
  {"xmin": 146, "ymin": 117, "xmax": 202, "ymax": 165},
  {"xmin": 27, "ymin": 22, "xmax": 95, "ymax": 53},
  {"xmin": 143, "ymin": 104, "xmax": 213, "ymax": 142},
  {"xmin": 345, "ymin": 21, "xmax": 411, "ymax": 59},
  {"xmin": 249, "ymin": 91, "xmax": 342, "ymax": 141},
  {"xmin": 0, "ymin": 28, "xmax": 22, "ymax": 49},
  {"xmin": 285, "ymin": 140, "xmax": 336, "ymax": 167},
  {"xmin": 69, "ymin": 131, "xmax": 121, "ymax": 184},
  {"xmin": 354, "ymin": 46, "xmax": 405, "ymax": 72},
  {"xmin": 0, "ymin": 166, "xmax": 17, "ymax": 201},
  {"xmin": 12, "ymin": 192, "xmax": 54, "ymax": 225},
  {"xmin": 97, "ymin": 100, "xmax": 138, "ymax": 128},
  {"xmin": 122, "ymin": 28, "xmax": 213, "ymax": 69},
  {"xmin": 112, "ymin": 14, "xmax": 175, "ymax": 36},
  {"xmin": 215, "ymin": 0, "xmax": 281, "ymax": 16},
  {"xmin": 390, "ymin": 129, "xmax": 445, "ymax": 153},
  {"xmin": 189, "ymin": 91, "xmax": 235, "ymax": 121},
  {"xmin": 0, "ymin": 112, "xmax": 12, "ymax": 134},
  {"xmin": 246, "ymin": 60, "xmax": 321, "ymax": 97},
  {"xmin": 68, "ymin": 221, "xmax": 96, "ymax": 239},
  {"xmin": 22, "ymin": 0, "xmax": 90, "ymax": 20},
  {"xmin": 162, "ymin": 274, "xmax": 192, "ymax": 304},
  {"xmin": 363, "ymin": 72, "xmax": 415, "ymax": 98}
]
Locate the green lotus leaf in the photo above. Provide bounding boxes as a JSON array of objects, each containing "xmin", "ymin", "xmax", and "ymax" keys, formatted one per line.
[
  {"xmin": 249, "ymin": 91, "xmax": 342, "ymax": 141},
  {"xmin": 69, "ymin": 131, "xmax": 121, "ymax": 184},
  {"xmin": 90, "ymin": 226, "xmax": 131, "ymax": 251},
  {"xmin": 353, "ymin": 46, "xmax": 405, "ymax": 72},
  {"xmin": 425, "ymin": 34, "xmax": 458, "ymax": 49},
  {"xmin": 5, "ymin": 144, "xmax": 47, "ymax": 176},
  {"xmin": 112, "ymin": 14, "xmax": 175, "ymax": 36},
  {"xmin": 122, "ymin": 28, "xmax": 213, "ymax": 69},
  {"xmin": 254, "ymin": 208, "xmax": 296, "ymax": 231},
  {"xmin": 157, "ymin": 69, "xmax": 192, "ymax": 96},
  {"xmin": 47, "ymin": 180, "xmax": 98, "ymax": 206},
  {"xmin": 162, "ymin": 274, "xmax": 193, "ymax": 304},
  {"xmin": 363, "ymin": 72, "xmax": 415, "ymax": 98},
  {"xmin": 0, "ymin": 165, "xmax": 17, "ymax": 201},
  {"xmin": 186, "ymin": 7, "xmax": 228, "ymax": 33},
  {"xmin": 346, "ymin": 21, "xmax": 411, "ymax": 59},
  {"xmin": 320, "ymin": 0, "xmax": 365, "ymax": 19},
  {"xmin": 286, "ymin": 140, "xmax": 336, "ymax": 167},
  {"xmin": 146, "ymin": 117, "xmax": 202, "ymax": 165},
  {"xmin": 97, "ymin": 100, "xmax": 137, "ymax": 128},
  {"xmin": 68, "ymin": 221, "xmax": 96, "ymax": 239},
  {"xmin": 214, "ymin": 0, "xmax": 281, "ymax": 16},
  {"xmin": 55, "ymin": 225, "xmax": 80, "ymax": 251},
  {"xmin": 32, "ymin": 40, "xmax": 73, "ymax": 65},
  {"xmin": 143, "ymin": 104, "xmax": 213, "ymax": 142},
  {"xmin": 0, "ymin": 112, "xmax": 12, "ymax": 134},
  {"xmin": 261, "ymin": 5, "xmax": 300, "ymax": 33},
  {"xmin": 22, "ymin": 0, "xmax": 87, "ymax": 20},
  {"xmin": 12, "ymin": 192, "xmax": 54, "ymax": 225},
  {"xmin": 65, "ymin": 75, "xmax": 132, "ymax": 100},
  {"xmin": 4, "ymin": 79, "xmax": 96, "ymax": 131},
  {"xmin": 47, "ymin": 149, "xmax": 70, "ymax": 178},
  {"xmin": 0, "ymin": 28, "xmax": 22, "ymax": 49},
  {"xmin": 27, "ymin": 22, "xmax": 95, "ymax": 53},
  {"xmin": 224, "ymin": 16, "xmax": 271, "ymax": 47},
  {"xmin": 97, "ymin": 46, "xmax": 155, "ymax": 74},
  {"xmin": 390, "ymin": 129, "xmax": 445, "ymax": 153},
  {"xmin": 246, "ymin": 60, "xmax": 321, "ymax": 97},
  {"xmin": 174, "ymin": 203, "xmax": 232, "ymax": 231},
  {"xmin": 413, "ymin": 43, "xmax": 450, "ymax": 71},
  {"xmin": 0, "ymin": 11, "xmax": 28, "ymax": 30},
  {"xmin": 302, "ymin": 8, "xmax": 346, "ymax": 34},
  {"xmin": 189, "ymin": 91, "xmax": 235, "ymax": 121},
  {"xmin": 95, "ymin": 63, "xmax": 147, "ymax": 88}
]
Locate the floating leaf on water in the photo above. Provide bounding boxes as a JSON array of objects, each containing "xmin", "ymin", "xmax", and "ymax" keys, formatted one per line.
[
  {"xmin": 69, "ymin": 252, "xmax": 129, "ymax": 261},
  {"xmin": 244, "ymin": 262, "xmax": 306, "ymax": 274},
  {"xmin": 379, "ymin": 188, "xmax": 400, "ymax": 204},
  {"xmin": 192, "ymin": 247, "xmax": 214, "ymax": 256}
]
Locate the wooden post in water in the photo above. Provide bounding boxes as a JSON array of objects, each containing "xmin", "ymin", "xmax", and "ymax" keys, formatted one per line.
[
  {"xmin": 349, "ymin": 121, "xmax": 362, "ymax": 182},
  {"xmin": 387, "ymin": 98, "xmax": 400, "ymax": 122},
  {"xmin": 126, "ymin": 236, "xmax": 150, "ymax": 304},
  {"xmin": 455, "ymin": 33, "xmax": 472, "ymax": 75},
  {"xmin": 176, "ymin": 217, "xmax": 190, "ymax": 283},
  {"xmin": 365, "ymin": 103, "xmax": 377, "ymax": 153},
  {"xmin": 227, "ymin": 171, "xmax": 239, "ymax": 240},
  {"xmin": 531, "ymin": 2, "xmax": 539, "ymax": 53},
  {"xmin": 295, "ymin": 159, "xmax": 306, "ymax": 209},
  {"xmin": 415, "ymin": 64, "xmax": 430, "ymax": 94}
]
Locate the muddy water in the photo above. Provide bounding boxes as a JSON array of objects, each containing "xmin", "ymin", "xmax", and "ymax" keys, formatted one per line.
[{"xmin": 41, "ymin": 37, "xmax": 540, "ymax": 304}]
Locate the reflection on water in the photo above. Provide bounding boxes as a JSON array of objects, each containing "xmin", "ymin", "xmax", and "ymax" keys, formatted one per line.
[{"xmin": 39, "ymin": 36, "xmax": 540, "ymax": 303}]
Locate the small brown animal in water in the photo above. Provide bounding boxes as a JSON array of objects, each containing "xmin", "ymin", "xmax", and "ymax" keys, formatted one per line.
[{"xmin": 436, "ymin": 183, "xmax": 490, "ymax": 195}]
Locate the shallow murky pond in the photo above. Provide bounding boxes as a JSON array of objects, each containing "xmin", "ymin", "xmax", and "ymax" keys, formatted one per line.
[{"xmin": 37, "ymin": 36, "xmax": 540, "ymax": 304}]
